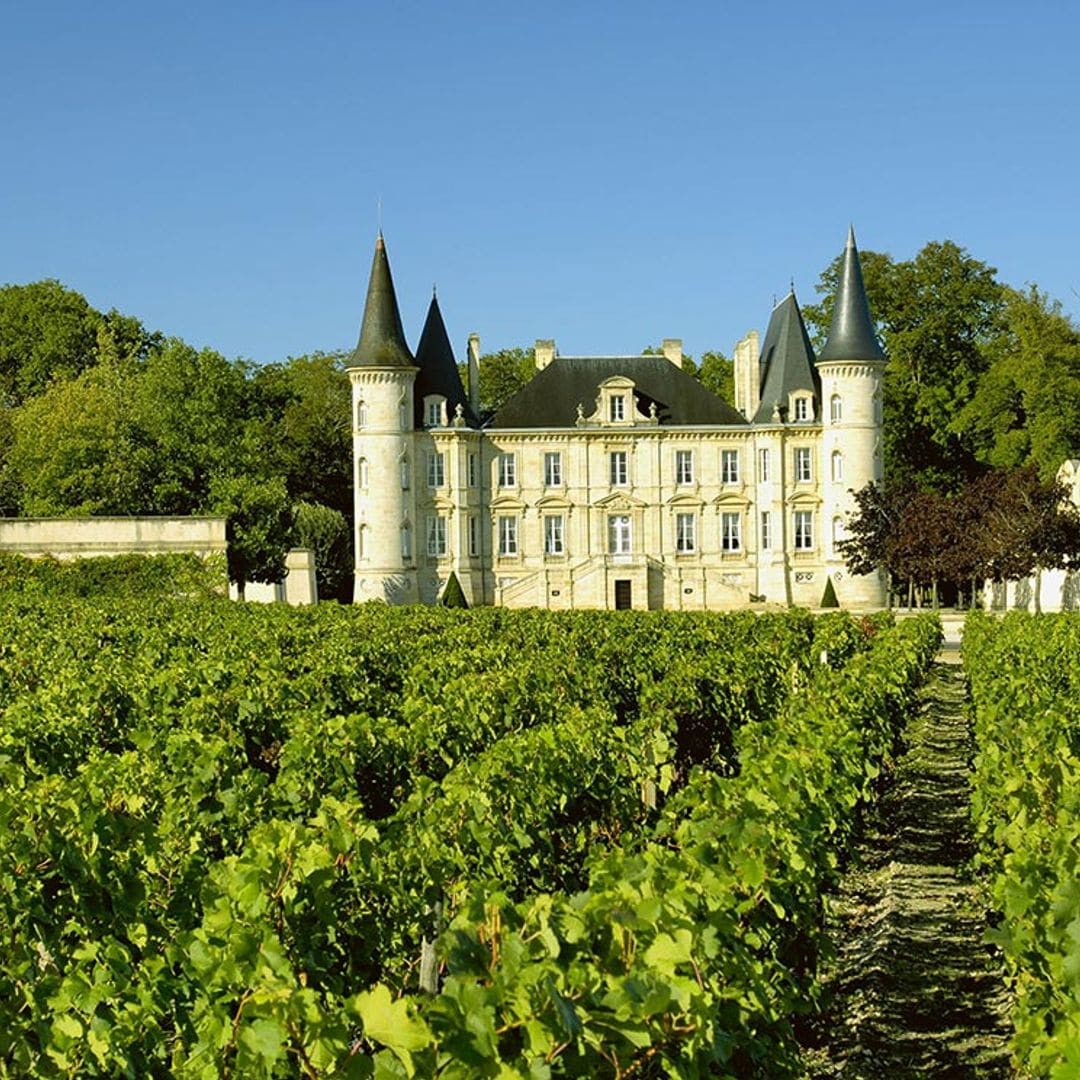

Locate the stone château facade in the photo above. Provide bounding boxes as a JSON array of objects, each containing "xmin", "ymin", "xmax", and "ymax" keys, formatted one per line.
[{"xmin": 348, "ymin": 229, "xmax": 887, "ymax": 610}]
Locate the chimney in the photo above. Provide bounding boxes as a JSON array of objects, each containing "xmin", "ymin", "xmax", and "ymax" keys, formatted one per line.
[
  {"xmin": 661, "ymin": 338, "xmax": 683, "ymax": 368},
  {"xmin": 733, "ymin": 330, "xmax": 761, "ymax": 419},
  {"xmin": 535, "ymin": 339, "xmax": 556, "ymax": 371},
  {"xmin": 467, "ymin": 332, "xmax": 481, "ymax": 414}
]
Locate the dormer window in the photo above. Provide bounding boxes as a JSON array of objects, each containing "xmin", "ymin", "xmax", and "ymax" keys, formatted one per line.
[
  {"xmin": 424, "ymin": 396, "xmax": 446, "ymax": 428},
  {"xmin": 794, "ymin": 396, "xmax": 810, "ymax": 422},
  {"xmin": 610, "ymin": 395, "xmax": 625, "ymax": 422}
]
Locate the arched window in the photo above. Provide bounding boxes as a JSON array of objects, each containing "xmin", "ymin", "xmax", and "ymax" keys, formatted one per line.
[
  {"xmin": 357, "ymin": 525, "xmax": 366, "ymax": 560},
  {"xmin": 830, "ymin": 394, "xmax": 842, "ymax": 423},
  {"xmin": 832, "ymin": 516, "xmax": 846, "ymax": 549},
  {"xmin": 359, "ymin": 457, "xmax": 369, "ymax": 488},
  {"xmin": 399, "ymin": 400, "xmax": 408, "ymax": 428},
  {"xmin": 831, "ymin": 450, "xmax": 843, "ymax": 482},
  {"xmin": 401, "ymin": 524, "xmax": 412, "ymax": 560},
  {"xmin": 357, "ymin": 399, "xmax": 368, "ymax": 428},
  {"xmin": 400, "ymin": 455, "xmax": 410, "ymax": 490}
]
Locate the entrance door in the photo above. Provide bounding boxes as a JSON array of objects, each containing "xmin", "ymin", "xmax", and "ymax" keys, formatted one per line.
[{"xmin": 614, "ymin": 579, "xmax": 632, "ymax": 610}]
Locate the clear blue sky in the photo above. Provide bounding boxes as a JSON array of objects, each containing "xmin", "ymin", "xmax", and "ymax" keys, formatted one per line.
[{"xmin": 3, "ymin": 1, "xmax": 1077, "ymax": 366}]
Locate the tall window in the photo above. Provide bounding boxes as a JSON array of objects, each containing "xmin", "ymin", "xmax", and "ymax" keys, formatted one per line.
[
  {"xmin": 468, "ymin": 515, "xmax": 479, "ymax": 557},
  {"xmin": 675, "ymin": 512, "xmax": 696, "ymax": 553},
  {"xmin": 468, "ymin": 453, "xmax": 478, "ymax": 488},
  {"xmin": 401, "ymin": 524, "xmax": 412, "ymax": 560},
  {"xmin": 426, "ymin": 516, "xmax": 447, "ymax": 557},
  {"xmin": 426, "ymin": 400, "xmax": 442, "ymax": 427},
  {"xmin": 544, "ymin": 451, "xmax": 562, "ymax": 487},
  {"xmin": 498, "ymin": 515, "xmax": 518, "ymax": 556},
  {"xmin": 721, "ymin": 512, "xmax": 741, "ymax": 551},
  {"xmin": 398, "ymin": 401, "xmax": 407, "ymax": 427},
  {"xmin": 794, "ymin": 510, "xmax": 814, "ymax": 550},
  {"xmin": 721, "ymin": 449, "xmax": 739, "ymax": 484},
  {"xmin": 675, "ymin": 450, "xmax": 694, "ymax": 485},
  {"xmin": 794, "ymin": 447, "xmax": 812, "ymax": 482},
  {"xmin": 357, "ymin": 400, "xmax": 367, "ymax": 428},
  {"xmin": 609, "ymin": 451, "xmax": 628, "ymax": 486},
  {"xmin": 830, "ymin": 394, "xmax": 842, "ymax": 423},
  {"xmin": 427, "ymin": 451, "xmax": 444, "ymax": 488},
  {"xmin": 794, "ymin": 396, "xmax": 810, "ymax": 421},
  {"xmin": 758, "ymin": 448, "xmax": 770, "ymax": 483},
  {"xmin": 498, "ymin": 453, "xmax": 516, "ymax": 488},
  {"xmin": 610, "ymin": 395, "xmax": 625, "ymax": 422},
  {"xmin": 400, "ymin": 456, "xmax": 410, "ymax": 489},
  {"xmin": 832, "ymin": 516, "xmax": 846, "ymax": 550},
  {"xmin": 760, "ymin": 511, "xmax": 771, "ymax": 550},
  {"xmin": 608, "ymin": 514, "xmax": 631, "ymax": 554},
  {"xmin": 358, "ymin": 457, "xmax": 369, "ymax": 489},
  {"xmin": 544, "ymin": 514, "xmax": 565, "ymax": 555},
  {"xmin": 357, "ymin": 525, "xmax": 366, "ymax": 560},
  {"xmin": 831, "ymin": 450, "xmax": 843, "ymax": 482}
]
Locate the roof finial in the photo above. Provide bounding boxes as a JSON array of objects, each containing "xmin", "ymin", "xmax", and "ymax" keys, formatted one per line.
[
  {"xmin": 377, "ymin": 195, "xmax": 383, "ymax": 236},
  {"xmin": 790, "ymin": 276, "xmax": 795, "ymax": 296},
  {"xmin": 432, "ymin": 283, "xmax": 437, "ymax": 299}
]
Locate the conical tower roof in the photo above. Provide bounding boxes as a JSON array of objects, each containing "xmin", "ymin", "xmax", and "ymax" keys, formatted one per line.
[
  {"xmin": 348, "ymin": 233, "xmax": 415, "ymax": 369},
  {"xmin": 752, "ymin": 292, "xmax": 820, "ymax": 422},
  {"xmin": 414, "ymin": 292, "xmax": 478, "ymax": 427},
  {"xmin": 818, "ymin": 226, "xmax": 886, "ymax": 364}
]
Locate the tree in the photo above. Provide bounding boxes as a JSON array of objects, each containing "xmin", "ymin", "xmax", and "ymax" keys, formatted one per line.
[
  {"xmin": 954, "ymin": 286, "xmax": 1080, "ymax": 480},
  {"xmin": 804, "ymin": 242, "xmax": 1007, "ymax": 492},
  {"xmin": 466, "ymin": 347, "xmax": 536, "ymax": 417},
  {"xmin": 251, "ymin": 352, "xmax": 352, "ymax": 516},
  {"xmin": 293, "ymin": 500, "xmax": 351, "ymax": 603},
  {"xmin": 0, "ymin": 280, "xmax": 160, "ymax": 405},
  {"xmin": 209, "ymin": 474, "xmax": 294, "ymax": 598}
]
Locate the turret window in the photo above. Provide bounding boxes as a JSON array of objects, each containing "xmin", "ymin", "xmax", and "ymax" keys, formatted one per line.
[
  {"xmin": 830, "ymin": 394, "xmax": 843, "ymax": 423},
  {"xmin": 831, "ymin": 451, "xmax": 843, "ymax": 482},
  {"xmin": 357, "ymin": 400, "xmax": 368, "ymax": 428},
  {"xmin": 358, "ymin": 457, "xmax": 369, "ymax": 489},
  {"xmin": 400, "ymin": 456, "xmax": 410, "ymax": 489},
  {"xmin": 832, "ymin": 516, "xmax": 846, "ymax": 550},
  {"xmin": 401, "ymin": 524, "xmax": 412, "ymax": 560}
]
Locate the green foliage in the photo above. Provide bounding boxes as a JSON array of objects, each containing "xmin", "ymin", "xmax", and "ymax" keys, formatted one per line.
[
  {"xmin": 820, "ymin": 575, "xmax": 839, "ymax": 608},
  {"xmin": 0, "ymin": 601, "xmax": 937, "ymax": 1076},
  {"xmin": 964, "ymin": 613, "xmax": 1080, "ymax": 1073},
  {"xmin": 210, "ymin": 474, "xmax": 294, "ymax": 591},
  {"xmin": 460, "ymin": 347, "xmax": 536, "ymax": 417},
  {"xmin": 0, "ymin": 552, "xmax": 227, "ymax": 598},
  {"xmin": 439, "ymin": 571, "xmax": 468, "ymax": 608},
  {"xmin": 293, "ymin": 500, "xmax": 351, "ymax": 602}
]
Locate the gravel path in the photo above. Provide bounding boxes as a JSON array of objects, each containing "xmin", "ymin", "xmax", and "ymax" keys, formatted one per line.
[{"xmin": 802, "ymin": 660, "xmax": 1013, "ymax": 1078}]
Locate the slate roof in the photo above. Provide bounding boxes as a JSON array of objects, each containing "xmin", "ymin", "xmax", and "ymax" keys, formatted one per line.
[
  {"xmin": 490, "ymin": 355, "xmax": 747, "ymax": 428},
  {"xmin": 753, "ymin": 292, "xmax": 820, "ymax": 423},
  {"xmin": 347, "ymin": 233, "xmax": 415, "ymax": 369},
  {"xmin": 818, "ymin": 226, "xmax": 887, "ymax": 364},
  {"xmin": 414, "ymin": 293, "xmax": 479, "ymax": 428}
]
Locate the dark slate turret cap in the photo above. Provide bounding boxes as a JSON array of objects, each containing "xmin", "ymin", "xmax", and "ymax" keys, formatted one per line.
[
  {"xmin": 348, "ymin": 233, "xmax": 415, "ymax": 368},
  {"xmin": 414, "ymin": 291, "xmax": 479, "ymax": 427},
  {"xmin": 818, "ymin": 226, "xmax": 887, "ymax": 364},
  {"xmin": 752, "ymin": 292, "xmax": 820, "ymax": 423}
]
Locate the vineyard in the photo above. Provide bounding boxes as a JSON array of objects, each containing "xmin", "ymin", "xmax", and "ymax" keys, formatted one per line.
[
  {"xmin": 0, "ymin": 599, "xmax": 944, "ymax": 1077},
  {"xmin": 964, "ymin": 613, "xmax": 1080, "ymax": 1076}
]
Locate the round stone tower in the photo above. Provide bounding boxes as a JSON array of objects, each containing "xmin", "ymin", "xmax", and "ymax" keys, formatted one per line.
[
  {"xmin": 817, "ymin": 227, "xmax": 888, "ymax": 608},
  {"xmin": 348, "ymin": 233, "xmax": 419, "ymax": 604}
]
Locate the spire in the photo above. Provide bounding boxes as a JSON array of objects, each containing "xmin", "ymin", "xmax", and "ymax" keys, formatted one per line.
[
  {"xmin": 348, "ymin": 233, "xmax": 415, "ymax": 368},
  {"xmin": 752, "ymin": 292, "xmax": 819, "ymax": 423},
  {"xmin": 818, "ymin": 226, "xmax": 886, "ymax": 363},
  {"xmin": 414, "ymin": 292, "xmax": 478, "ymax": 427}
]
